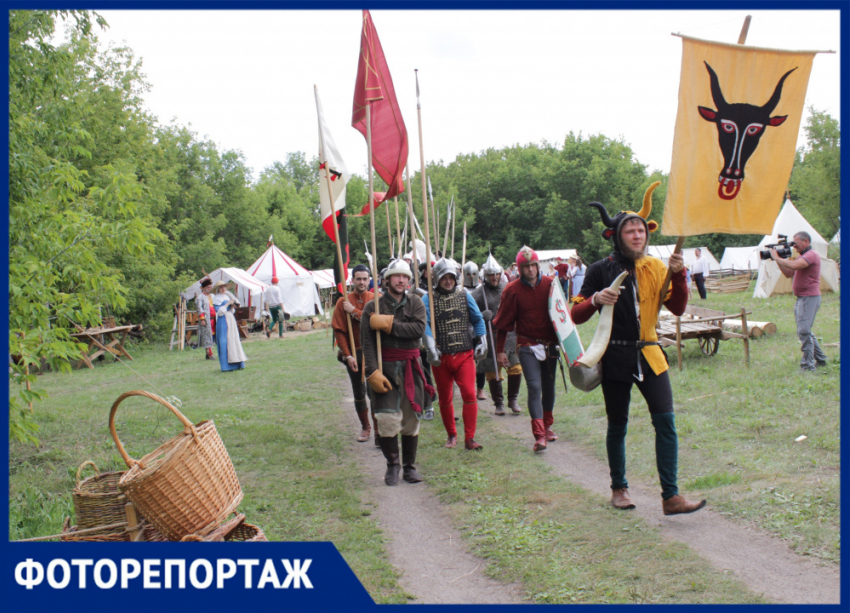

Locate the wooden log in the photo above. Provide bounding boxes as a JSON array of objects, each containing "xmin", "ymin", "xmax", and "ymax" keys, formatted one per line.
[
  {"xmin": 741, "ymin": 308, "xmax": 750, "ymax": 367},
  {"xmin": 721, "ymin": 320, "xmax": 777, "ymax": 338}
]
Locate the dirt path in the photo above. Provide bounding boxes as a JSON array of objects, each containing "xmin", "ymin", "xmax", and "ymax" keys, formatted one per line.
[
  {"xmin": 336, "ymin": 392, "xmax": 525, "ymax": 604},
  {"xmin": 485, "ymin": 406, "xmax": 840, "ymax": 605}
]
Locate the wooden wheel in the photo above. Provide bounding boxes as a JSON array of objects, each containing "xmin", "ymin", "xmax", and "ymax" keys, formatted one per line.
[{"xmin": 698, "ymin": 336, "xmax": 719, "ymax": 356}]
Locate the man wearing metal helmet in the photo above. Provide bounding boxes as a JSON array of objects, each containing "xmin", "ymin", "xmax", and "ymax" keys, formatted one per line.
[
  {"xmin": 571, "ymin": 182, "xmax": 706, "ymax": 516},
  {"xmin": 463, "ymin": 260, "xmax": 488, "ymax": 401},
  {"xmin": 422, "ymin": 258, "xmax": 488, "ymax": 450},
  {"xmin": 332, "ymin": 264, "xmax": 377, "ymax": 445},
  {"xmin": 493, "ymin": 246, "xmax": 560, "ymax": 451},
  {"xmin": 471, "ymin": 253, "xmax": 523, "ymax": 416},
  {"xmin": 361, "ymin": 259, "xmax": 433, "ymax": 486}
]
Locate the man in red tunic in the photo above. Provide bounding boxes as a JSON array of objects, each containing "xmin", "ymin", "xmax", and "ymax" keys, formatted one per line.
[
  {"xmin": 492, "ymin": 246, "xmax": 561, "ymax": 451},
  {"xmin": 332, "ymin": 264, "xmax": 377, "ymax": 444}
]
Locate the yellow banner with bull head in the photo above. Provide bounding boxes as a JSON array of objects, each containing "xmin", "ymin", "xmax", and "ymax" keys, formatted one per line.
[{"xmin": 662, "ymin": 35, "xmax": 817, "ymax": 236}]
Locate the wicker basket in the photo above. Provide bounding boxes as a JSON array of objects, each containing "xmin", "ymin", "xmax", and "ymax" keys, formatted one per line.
[
  {"xmin": 109, "ymin": 390, "xmax": 243, "ymax": 542},
  {"xmin": 225, "ymin": 522, "xmax": 268, "ymax": 542},
  {"xmin": 180, "ymin": 513, "xmax": 246, "ymax": 542},
  {"xmin": 60, "ymin": 517, "xmax": 167, "ymax": 542},
  {"xmin": 72, "ymin": 461, "xmax": 131, "ymax": 534}
]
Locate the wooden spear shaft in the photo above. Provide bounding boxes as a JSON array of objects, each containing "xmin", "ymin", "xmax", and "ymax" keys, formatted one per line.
[
  {"xmin": 442, "ymin": 197, "xmax": 452, "ymax": 257},
  {"xmin": 405, "ymin": 165, "xmax": 420, "ymax": 289},
  {"xmin": 394, "ymin": 196, "xmax": 402, "ymax": 260},
  {"xmin": 366, "ymin": 105, "xmax": 382, "ymax": 373},
  {"xmin": 415, "ymin": 69, "xmax": 437, "ymax": 335},
  {"xmin": 450, "ymin": 197, "xmax": 456, "ymax": 259},
  {"xmin": 460, "ymin": 221, "xmax": 467, "ymax": 287},
  {"xmin": 315, "ymin": 85, "xmax": 356, "ymax": 356},
  {"xmin": 385, "ymin": 198, "xmax": 394, "ymax": 258}
]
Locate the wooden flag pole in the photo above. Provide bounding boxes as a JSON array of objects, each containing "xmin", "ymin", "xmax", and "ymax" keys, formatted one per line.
[
  {"xmin": 415, "ymin": 70, "xmax": 437, "ymax": 335},
  {"xmin": 315, "ymin": 85, "xmax": 357, "ymax": 358},
  {"xmin": 405, "ymin": 166, "xmax": 420, "ymax": 290},
  {"xmin": 366, "ymin": 105, "xmax": 382, "ymax": 373},
  {"xmin": 660, "ymin": 16, "xmax": 751, "ymax": 312},
  {"xmin": 394, "ymin": 196, "xmax": 402, "ymax": 260}
]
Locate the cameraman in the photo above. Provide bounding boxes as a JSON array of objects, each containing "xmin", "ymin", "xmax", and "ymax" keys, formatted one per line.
[{"xmin": 769, "ymin": 231, "xmax": 828, "ymax": 371}]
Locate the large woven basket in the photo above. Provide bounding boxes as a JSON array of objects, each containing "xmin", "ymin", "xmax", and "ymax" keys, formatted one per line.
[
  {"xmin": 72, "ymin": 461, "xmax": 131, "ymax": 536},
  {"xmin": 109, "ymin": 391, "xmax": 243, "ymax": 542}
]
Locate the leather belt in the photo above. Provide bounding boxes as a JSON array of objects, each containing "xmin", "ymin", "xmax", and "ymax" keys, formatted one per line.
[{"xmin": 609, "ymin": 340, "xmax": 662, "ymax": 382}]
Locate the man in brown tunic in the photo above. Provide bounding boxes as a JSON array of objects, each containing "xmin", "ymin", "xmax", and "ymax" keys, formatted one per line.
[
  {"xmin": 331, "ymin": 264, "xmax": 376, "ymax": 443},
  {"xmin": 362, "ymin": 259, "xmax": 433, "ymax": 486}
]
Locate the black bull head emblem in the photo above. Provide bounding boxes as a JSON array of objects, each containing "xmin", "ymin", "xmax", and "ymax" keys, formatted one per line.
[{"xmin": 698, "ymin": 62, "xmax": 796, "ymax": 200}]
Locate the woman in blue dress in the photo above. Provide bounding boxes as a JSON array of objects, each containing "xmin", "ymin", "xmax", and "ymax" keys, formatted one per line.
[{"xmin": 211, "ymin": 280, "xmax": 247, "ymax": 371}]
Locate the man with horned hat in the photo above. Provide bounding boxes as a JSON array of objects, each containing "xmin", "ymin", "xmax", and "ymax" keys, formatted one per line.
[
  {"xmin": 471, "ymin": 253, "xmax": 523, "ymax": 416},
  {"xmin": 422, "ymin": 258, "xmax": 488, "ymax": 450},
  {"xmin": 332, "ymin": 264, "xmax": 377, "ymax": 445},
  {"xmin": 571, "ymin": 183, "xmax": 706, "ymax": 516},
  {"xmin": 361, "ymin": 259, "xmax": 434, "ymax": 486},
  {"xmin": 492, "ymin": 246, "xmax": 560, "ymax": 451}
]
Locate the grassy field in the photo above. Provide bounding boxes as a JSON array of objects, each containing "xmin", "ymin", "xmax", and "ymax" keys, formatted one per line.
[{"xmin": 8, "ymin": 283, "xmax": 839, "ymax": 602}]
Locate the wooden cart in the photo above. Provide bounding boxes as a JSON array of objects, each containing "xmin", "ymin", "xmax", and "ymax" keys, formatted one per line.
[{"xmin": 656, "ymin": 305, "xmax": 752, "ymax": 370}]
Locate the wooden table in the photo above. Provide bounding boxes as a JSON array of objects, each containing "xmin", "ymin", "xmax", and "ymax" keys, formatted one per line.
[{"xmin": 71, "ymin": 325, "xmax": 135, "ymax": 369}]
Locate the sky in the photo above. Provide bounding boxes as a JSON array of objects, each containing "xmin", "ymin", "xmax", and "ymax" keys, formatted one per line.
[{"xmin": 87, "ymin": 9, "xmax": 841, "ymax": 183}]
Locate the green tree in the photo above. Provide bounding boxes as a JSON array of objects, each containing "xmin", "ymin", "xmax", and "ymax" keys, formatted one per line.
[
  {"xmin": 790, "ymin": 108, "xmax": 840, "ymax": 238},
  {"xmin": 9, "ymin": 10, "xmax": 163, "ymax": 443}
]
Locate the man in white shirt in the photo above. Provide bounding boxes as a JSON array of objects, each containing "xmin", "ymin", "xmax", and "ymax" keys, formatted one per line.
[
  {"xmin": 691, "ymin": 248, "xmax": 710, "ymax": 300},
  {"xmin": 265, "ymin": 276, "xmax": 286, "ymax": 338}
]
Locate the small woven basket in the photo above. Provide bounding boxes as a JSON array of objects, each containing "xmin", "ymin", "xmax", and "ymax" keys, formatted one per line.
[
  {"xmin": 72, "ymin": 461, "xmax": 130, "ymax": 534},
  {"xmin": 225, "ymin": 522, "xmax": 268, "ymax": 542},
  {"xmin": 180, "ymin": 513, "xmax": 246, "ymax": 542},
  {"xmin": 110, "ymin": 391, "xmax": 243, "ymax": 542},
  {"xmin": 60, "ymin": 517, "xmax": 126, "ymax": 542}
]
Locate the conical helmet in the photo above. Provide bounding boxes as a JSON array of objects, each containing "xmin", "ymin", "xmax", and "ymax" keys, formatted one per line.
[
  {"xmin": 481, "ymin": 252, "xmax": 503, "ymax": 276},
  {"xmin": 462, "ymin": 261, "xmax": 479, "ymax": 288}
]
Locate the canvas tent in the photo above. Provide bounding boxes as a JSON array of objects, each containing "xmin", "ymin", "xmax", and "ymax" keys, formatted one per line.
[
  {"xmin": 535, "ymin": 249, "xmax": 578, "ymax": 273},
  {"xmin": 181, "ymin": 268, "xmax": 269, "ymax": 305},
  {"xmin": 720, "ymin": 247, "xmax": 761, "ymax": 272},
  {"xmin": 246, "ymin": 244, "xmax": 323, "ymax": 316},
  {"xmin": 753, "ymin": 199, "xmax": 838, "ymax": 298},
  {"xmin": 647, "ymin": 245, "xmax": 721, "ymax": 271},
  {"xmin": 311, "ymin": 269, "xmax": 352, "ymax": 290}
]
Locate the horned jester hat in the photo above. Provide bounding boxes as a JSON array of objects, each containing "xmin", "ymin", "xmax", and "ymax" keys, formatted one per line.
[{"xmin": 589, "ymin": 181, "xmax": 661, "ymax": 254}]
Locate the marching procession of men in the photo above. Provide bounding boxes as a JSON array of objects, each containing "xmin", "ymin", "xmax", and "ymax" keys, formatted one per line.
[{"xmin": 326, "ymin": 191, "xmax": 706, "ymax": 518}]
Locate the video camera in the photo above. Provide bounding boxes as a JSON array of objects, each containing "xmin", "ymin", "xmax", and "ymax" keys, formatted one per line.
[{"xmin": 759, "ymin": 234, "xmax": 795, "ymax": 260}]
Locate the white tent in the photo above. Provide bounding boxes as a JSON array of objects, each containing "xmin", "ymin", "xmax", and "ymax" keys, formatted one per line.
[
  {"xmin": 246, "ymin": 244, "xmax": 323, "ymax": 316},
  {"xmin": 181, "ymin": 267, "xmax": 269, "ymax": 305},
  {"xmin": 753, "ymin": 199, "xmax": 837, "ymax": 298},
  {"xmin": 311, "ymin": 268, "xmax": 352, "ymax": 290},
  {"xmin": 535, "ymin": 248, "xmax": 578, "ymax": 274},
  {"xmin": 757, "ymin": 199, "xmax": 829, "ymax": 257},
  {"xmin": 647, "ymin": 245, "xmax": 721, "ymax": 271},
  {"xmin": 720, "ymin": 246, "xmax": 761, "ymax": 272}
]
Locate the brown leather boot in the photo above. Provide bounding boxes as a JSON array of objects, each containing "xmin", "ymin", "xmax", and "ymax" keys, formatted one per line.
[
  {"xmin": 488, "ymin": 379, "xmax": 505, "ymax": 415},
  {"xmin": 662, "ymin": 494, "xmax": 706, "ymax": 516},
  {"xmin": 611, "ymin": 488, "xmax": 636, "ymax": 510},
  {"xmin": 378, "ymin": 436, "xmax": 401, "ymax": 486},
  {"xmin": 531, "ymin": 418, "xmax": 547, "ymax": 451},
  {"xmin": 543, "ymin": 412, "xmax": 558, "ymax": 441},
  {"xmin": 476, "ymin": 388, "xmax": 487, "ymax": 400},
  {"xmin": 445, "ymin": 435, "xmax": 458, "ymax": 449},
  {"xmin": 507, "ymin": 373, "xmax": 522, "ymax": 414},
  {"xmin": 464, "ymin": 438, "xmax": 483, "ymax": 451},
  {"xmin": 356, "ymin": 410, "xmax": 371, "ymax": 442}
]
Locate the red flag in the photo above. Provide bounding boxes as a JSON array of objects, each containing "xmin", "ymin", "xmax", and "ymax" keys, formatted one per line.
[
  {"xmin": 352, "ymin": 10, "xmax": 408, "ymax": 203},
  {"xmin": 349, "ymin": 192, "xmax": 387, "ymax": 218}
]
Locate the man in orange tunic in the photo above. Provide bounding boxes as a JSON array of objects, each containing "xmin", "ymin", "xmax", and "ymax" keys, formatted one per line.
[{"xmin": 332, "ymin": 264, "xmax": 376, "ymax": 444}]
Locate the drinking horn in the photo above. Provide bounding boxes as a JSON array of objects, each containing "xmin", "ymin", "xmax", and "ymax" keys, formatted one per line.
[{"xmin": 576, "ymin": 271, "xmax": 629, "ymax": 368}]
